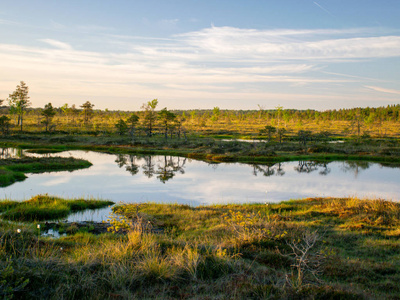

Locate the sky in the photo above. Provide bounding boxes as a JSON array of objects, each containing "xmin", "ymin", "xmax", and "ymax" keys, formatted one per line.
[{"xmin": 0, "ymin": 0, "xmax": 399, "ymax": 111}]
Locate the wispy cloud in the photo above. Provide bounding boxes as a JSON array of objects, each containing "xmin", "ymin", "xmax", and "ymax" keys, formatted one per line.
[
  {"xmin": 40, "ymin": 39, "xmax": 73, "ymax": 50},
  {"xmin": 365, "ymin": 86, "xmax": 400, "ymax": 95},
  {"xmin": 173, "ymin": 27, "xmax": 400, "ymax": 60},
  {"xmin": 76, "ymin": 24, "xmax": 115, "ymax": 32},
  {"xmin": 322, "ymin": 71, "xmax": 383, "ymax": 82},
  {"xmin": 313, "ymin": 2, "xmax": 335, "ymax": 17},
  {"xmin": 0, "ymin": 18, "xmax": 20, "ymax": 26},
  {"xmin": 1, "ymin": 26, "xmax": 399, "ymax": 109},
  {"xmin": 160, "ymin": 19, "xmax": 179, "ymax": 25}
]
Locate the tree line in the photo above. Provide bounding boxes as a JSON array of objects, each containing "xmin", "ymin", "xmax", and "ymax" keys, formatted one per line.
[{"xmin": 1, "ymin": 81, "xmax": 399, "ymax": 139}]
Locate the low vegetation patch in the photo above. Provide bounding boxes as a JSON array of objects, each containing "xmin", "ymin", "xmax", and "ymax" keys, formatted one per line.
[
  {"xmin": 0, "ymin": 156, "xmax": 92, "ymax": 187},
  {"xmin": 1, "ymin": 196, "xmax": 399, "ymax": 299},
  {"xmin": 24, "ymin": 148, "xmax": 65, "ymax": 154},
  {"xmin": 0, "ymin": 194, "xmax": 114, "ymax": 221}
]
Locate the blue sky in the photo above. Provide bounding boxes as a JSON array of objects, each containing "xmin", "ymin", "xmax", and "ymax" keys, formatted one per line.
[{"xmin": 0, "ymin": 0, "xmax": 399, "ymax": 110}]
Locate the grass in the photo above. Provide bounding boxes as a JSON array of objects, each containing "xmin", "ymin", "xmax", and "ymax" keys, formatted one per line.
[
  {"xmin": 1, "ymin": 196, "xmax": 400, "ymax": 299},
  {"xmin": 0, "ymin": 167, "xmax": 27, "ymax": 186},
  {"xmin": 0, "ymin": 194, "xmax": 114, "ymax": 221},
  {"xmin": 1, "ymin": 132, "xmax": 400, "ymax": 167},
  {"xmin": 0, "ymin": 156, "xmax": 92, "ymax": 187}
]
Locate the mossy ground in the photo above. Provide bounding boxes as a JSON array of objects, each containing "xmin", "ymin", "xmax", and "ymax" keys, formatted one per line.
[{"xmin": 1, "ymin": 197, "xmax": 399, "ymax": 299}]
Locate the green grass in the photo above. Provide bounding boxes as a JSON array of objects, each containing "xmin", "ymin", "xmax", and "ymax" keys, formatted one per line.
[
  {"xmin": 1, "ymin": 196, "xmax": 399, "ymax": 299},
  {"xmin": 0, "ymin": 167, "xmax": 27, "ymax": 186},
  {"xmin": 0, "ymin": 156, "xmax": 92, "ymax": 187},
  {"xmin": 0, "ymin": 195, "xmax": 114, "ymax": 221}
]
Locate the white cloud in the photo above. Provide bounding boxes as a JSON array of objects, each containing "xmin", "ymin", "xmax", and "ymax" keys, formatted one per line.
[
  {"xmin": 174, "ymin": 27, "xmax": 400, "ymax": 60},
  {"xmin": 0, "ymin": 18, "xmax": 20, "ymax": 26},
  {"xmin": 40, "ymin": 39, "xmax": 73, "ymax": 51},
  {"xmin": 160, "ymin": 19, "xmax": 179, "ymax": 25},
  {"xmin": 0, "ymin": 27, "xmax": 399, "ymax": 109},
  {"xmin": 365, "ymin": 85, "xmax": 400, "ymax": 95}
]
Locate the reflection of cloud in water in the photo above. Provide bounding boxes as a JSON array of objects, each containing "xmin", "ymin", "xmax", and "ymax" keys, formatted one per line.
[
  {"xmin": 1, "ymin": 151, "xmax": 399, "ymax": 206},
  {"xmin": 40, "ymin": 176, "xmax": 72, "ymax": 186}
]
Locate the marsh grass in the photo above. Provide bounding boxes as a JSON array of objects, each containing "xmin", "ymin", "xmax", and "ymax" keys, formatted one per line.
[
  {"xmin": 0, "ymin": 167, "xmax": 26, "ymax": 187},
  {"xmin": 0, "ymin": 195, "xmax": 114, "ymax": 221},
  {"xmin": 0, "ymin": 156, "xmax": 92, "ymax": 187},
  {"xmin": 4, "ymin": 157, "xmax": 92, "ymax": 173},
  {"xmin": 1, "ymin": 197, "xmax": 400, "ymax": 299},
  {"xmin": 24, "ymin": 148, "xmax": 65, "ymax": 154},
  {"xmin": 2, "ymin": 132, "xmax": 400, "ymax": 169}
]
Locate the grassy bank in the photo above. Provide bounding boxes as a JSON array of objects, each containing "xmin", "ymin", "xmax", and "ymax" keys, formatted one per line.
[
  {"xmin": 0, "ymin": 156, "xmax": 92, "ymax": 187},
  {"xmin": 1, "ymin": 133, "xmax": 400, "ymax": 165},
  {"xmin": 0, "ymin": 194, "xmax": 114, "ymax": 221},
  {"xmin": 1, "ymin": 197, "xmax": 400, "ymax": 299}
]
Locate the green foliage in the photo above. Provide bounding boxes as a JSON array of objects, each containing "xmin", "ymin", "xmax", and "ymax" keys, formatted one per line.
[
  {"xmin": 114, "ymin": 119, "xmax": 128, "ymax": 135},
  {"xmin": 0, "ymin": 116, "xmax": 11, "ymax": 135},
  {"xmin": 141, "ymin": 99, "xmax": 158, "ymax": 136},
  {"xmin": 41, "ymin": 103, "xmax": 56, "ymax": 132},
  {"xmin": 0, "ymin": 258, "xmax": 29, "ymax": 299},
  {"xmin": 7, "ymin": 81, "xmax": 31, "ymax": 131},
  {"xmin": 80, "ymin": 101, "xmax": 94, "ymax": 124},
  {"xmin": 158, "ymin": 108, "xmax": 176, "ymax": 139},
  {"xmin": 297, "ymin": 130, "xmax": 312, "ymax": 146}
]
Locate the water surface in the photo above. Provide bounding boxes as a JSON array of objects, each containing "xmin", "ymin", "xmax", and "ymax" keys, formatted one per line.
[{"xmin": 1, "ymin": 150, "xmax": 399, "ymax": 221}]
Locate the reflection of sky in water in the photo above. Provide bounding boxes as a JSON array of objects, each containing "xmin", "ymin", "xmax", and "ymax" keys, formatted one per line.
[{"xmin": 1, "ymin": 151, "xmax": 399, "ymax": 221}]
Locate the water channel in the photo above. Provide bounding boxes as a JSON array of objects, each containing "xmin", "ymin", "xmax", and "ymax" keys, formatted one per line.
[{"xmin": 1, "ymin": 149, "xmax": 399, "ymax": 222}]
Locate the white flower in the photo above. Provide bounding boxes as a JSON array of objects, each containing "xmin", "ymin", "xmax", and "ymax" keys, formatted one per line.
[
  {"xmin": 60, "ymin": 247, "xmax": 63, "ymax": 251},
  {"xmin": 37, "ymin": 224, "xmax": 41, "ymax": 229},
  {"xmin": 17, "ymin": 229, "xmax": 21, "ymax": 233}
]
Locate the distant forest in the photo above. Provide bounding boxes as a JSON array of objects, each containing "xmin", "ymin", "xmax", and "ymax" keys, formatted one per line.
[{"xmin": 1, "ymin": 81, "xmax": 399, "ymax": 138}]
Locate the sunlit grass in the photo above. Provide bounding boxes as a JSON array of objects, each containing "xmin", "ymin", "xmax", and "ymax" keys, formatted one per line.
[{"xmin": 1, "ymin": 196, "xmax": 400, "ymax": 298}]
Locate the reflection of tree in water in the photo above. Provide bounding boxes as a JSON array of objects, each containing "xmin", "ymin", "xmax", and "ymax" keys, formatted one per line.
[
  {"xmin": 0, "ymin": 148, "xmax": 23, "ymax": 159},
  {"xmin": 115, "ymin": 154, "xmax": 127, "ymax": 168},
  {"xmin": 318, "ymin": 162, "xmax": 331, "ymax": 176},
  {"xmin": 250, "ymin": 162, "xmax": 285, "ymax": 177},
  {"xmin": 142, "ymin": 156, "xmax": 155, "ymax": 178},
  {"xmin": 294, "ymin": 161, "xmax": 331, "ymax": 175},
  {"xmin": 113, "ymin": 154, "xmax": 186, "ymax": 183},
  {"xmin": 252, "ymin": 163, "xmax": 275, "ymax": 177},
  {"xmin": 340, "ymin": 161, "xmax": 370, "ymax": 178},
  {"xmin": 115, "ymin": 154, "xmax": 140, "ymax": 175},
  {"xmin": 126, "ymin": 155, "xmax": 140, "ymax": 175},
  {"xmin": 208, "ymin": 163, "xmax": 219, "ymax": 170},
  {"xmin": 156, "ymin": 156, "xmax": 186, "ymax": 183},
  {"xmin": 276, "ymin": 163, "xmax": 285, "ymax": 176}
]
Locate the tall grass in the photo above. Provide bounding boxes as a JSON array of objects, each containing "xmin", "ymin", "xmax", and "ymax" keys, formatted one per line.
[{"xmin": 1, "ymin": 197, "xmax": 400, "ymax": 298}]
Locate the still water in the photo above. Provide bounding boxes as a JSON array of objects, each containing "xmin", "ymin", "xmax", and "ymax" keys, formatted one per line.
[{"xmin": 1, "ymin": 150, "xmax": 399, "ymax": 221}]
